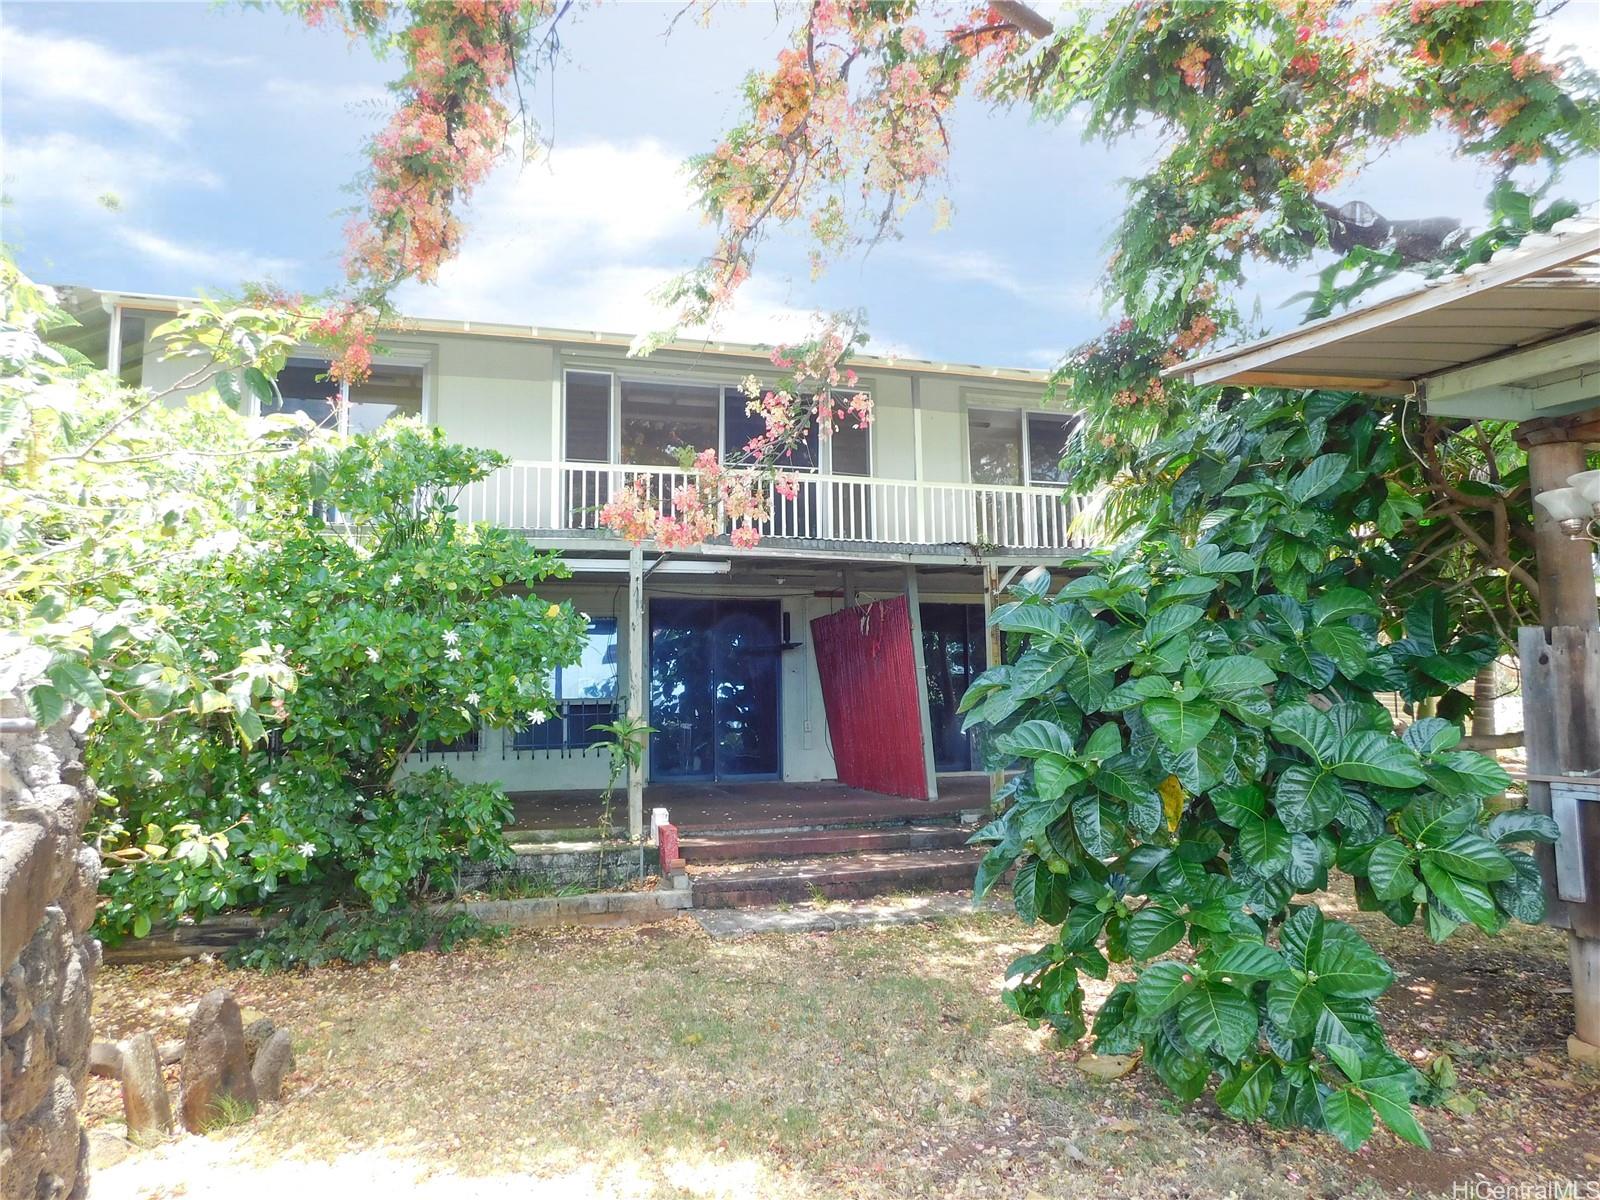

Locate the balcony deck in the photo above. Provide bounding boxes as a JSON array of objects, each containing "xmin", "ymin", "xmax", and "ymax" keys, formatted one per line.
[{"xmin": 457, "ymin": 460, "xmax": 1088, "ymax": 554}]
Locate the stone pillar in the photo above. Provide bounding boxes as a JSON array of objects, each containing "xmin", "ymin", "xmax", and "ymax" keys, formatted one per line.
[{"xmin": 1, "ymin": 674, "xmax": 103, "ymax": 1200}]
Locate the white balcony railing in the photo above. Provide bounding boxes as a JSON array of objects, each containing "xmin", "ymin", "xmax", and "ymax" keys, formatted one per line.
[{"xmin": 455, "ymin": 460, "xmax": 1086, "ymax": 552}]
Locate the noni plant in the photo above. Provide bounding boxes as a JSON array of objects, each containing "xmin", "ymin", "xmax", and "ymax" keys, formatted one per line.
[{"xmin": 966, "ymin": 391, "xmax": 1559, "ymax": 1151}]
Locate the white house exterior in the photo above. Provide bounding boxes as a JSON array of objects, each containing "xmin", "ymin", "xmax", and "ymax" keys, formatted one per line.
[{"xmin": 56, "ymin": 288, "xmax": 1087, "ymax": 834}]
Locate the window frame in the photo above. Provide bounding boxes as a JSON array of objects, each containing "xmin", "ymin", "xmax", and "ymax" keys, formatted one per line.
[
  {"xmin": 254, "ymin": 346, "xmax": 433, "ymax": 435},
  {"xmin": 964, "ymin": 403, "xmax": 1077, "ymax": 487}
]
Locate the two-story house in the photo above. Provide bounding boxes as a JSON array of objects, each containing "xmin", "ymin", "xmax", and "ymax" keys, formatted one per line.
[{"xmin": 55, "ymin": 288, "xmax": 1085, "ymax": 842}]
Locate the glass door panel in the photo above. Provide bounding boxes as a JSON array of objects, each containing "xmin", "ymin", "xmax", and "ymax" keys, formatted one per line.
[
  {"xmin": 920, "ymin": 603, "xmax": 988, "ymax": 772},
  {"xmin": 650, "ymin": 599, "xmax": 781, "ymax": 780}
]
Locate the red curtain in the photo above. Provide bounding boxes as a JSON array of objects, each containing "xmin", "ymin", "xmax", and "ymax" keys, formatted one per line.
[{"xmin": 810, "ymin": 597, "xmax": 929, "ymax": 799}]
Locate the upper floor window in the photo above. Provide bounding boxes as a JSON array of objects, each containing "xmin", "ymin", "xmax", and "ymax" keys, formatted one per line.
[
  {"xmin": 261, "ymin": 357, "xmax": 424, "ymax": 434},
  {"xmin": 968, "ymin": 408, "xmax": 1077, "ymax": 486},
  {"xmin": 565, "ymin": 370, "xmax": 612, "ymax": 463},
  {"xmin": 621, "ymin": 379, "xmax": 719, "ymax": 466}
]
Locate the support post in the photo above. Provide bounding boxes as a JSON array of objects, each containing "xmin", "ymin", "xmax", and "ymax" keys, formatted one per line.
[
  {"xmin": 903, "ymin": 566, "xmax": 939, "ymax": 801},
  {"xmin": 626, "ymin": 546, "xmax": 646, "ymax": 842},
  {"xmin": 842, "ymin": 565, "xmax": 857, "ymax": 610},
  {"xmin": 1523, "ymin": 434, "xmax": 1600, "ymax": 1060},
  {"xmin": 982, "ymin": 564, "xmax": 1005, "ymax": 804}
]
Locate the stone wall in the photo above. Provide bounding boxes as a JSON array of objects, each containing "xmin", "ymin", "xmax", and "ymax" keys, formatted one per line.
[
  {"xmin": 1, "ymin": 682, "xmax": 102, "ymax": 1200},
  {"xmin": 459, "ymin": 841, "xmax": 660, "ymax": 894}
]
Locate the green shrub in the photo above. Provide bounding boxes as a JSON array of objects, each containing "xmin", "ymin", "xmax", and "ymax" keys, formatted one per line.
[
  {"xmin": 229, "ymin": 905, "xmax": 497, "ymax": 972},
  {"xmin": 968, "ymin": 397, "xmax": 1557, "ymax": 1151}
]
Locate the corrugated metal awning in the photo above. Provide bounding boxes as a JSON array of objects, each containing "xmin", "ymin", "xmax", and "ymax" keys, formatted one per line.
[{"xmin": 1166, "ymin": 219, "xmax": 1600, "ymax": 413}]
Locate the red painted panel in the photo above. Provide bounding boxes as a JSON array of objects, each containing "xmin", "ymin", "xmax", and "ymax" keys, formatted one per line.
[{"xmin": 810, "ymin": 597, "xmax": 929, "ymax": 799}]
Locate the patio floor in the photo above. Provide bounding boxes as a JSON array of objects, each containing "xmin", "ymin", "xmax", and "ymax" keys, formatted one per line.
[{"xmin": 507, "ymin": 776, "xmax": 992, "ymax": 834}]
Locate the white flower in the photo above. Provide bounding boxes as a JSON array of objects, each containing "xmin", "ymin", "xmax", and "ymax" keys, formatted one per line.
[
  {"xmin": 580, "ymin": 611, "xmax": 591, "ymax": 622},
  {"xmin": 445, "ymin": 647, "xmax": 462, "ymax": 662},
  {"xmin": 527, "ymin": 708, "xmax": 548, "ymax": 725},
  {"xmin": 442, "ymin": 629, "xmax": 460, "ymax": 646},
  {"xmin": 366, "ymin": 647, "xmax": 381, "ymax": 663},
  {"xmin": 255, "ymin": 620, "xmax": 272, "ymax": 634},
  {"xmin": 297, "ymin": 842, "xmax": 317, "ymax": 857},
  {"xmin": 388, "ymin": 573, "xmax": 402, "ymax": 588},
  {"xmin": 200, "ymin": 648, "xmax": 219, "ymax": 664},
  {"xmin": 465, "ymin": 691, "xmax": 480, "ymax": 707}
]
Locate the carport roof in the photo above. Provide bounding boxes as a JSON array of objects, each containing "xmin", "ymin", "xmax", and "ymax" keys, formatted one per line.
[{"xmin": 1166, "ymin": 218, "xmax": 1600, "ymax": 414}]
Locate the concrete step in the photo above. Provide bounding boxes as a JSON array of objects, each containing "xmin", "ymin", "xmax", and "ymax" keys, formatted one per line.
[
  {"xmin": 680, "ymin": 823, "xmax": 974, "ymax": 864},
  {"xmin": 688, "ymin": 847, "xmax": 984, "ymax": 909}
]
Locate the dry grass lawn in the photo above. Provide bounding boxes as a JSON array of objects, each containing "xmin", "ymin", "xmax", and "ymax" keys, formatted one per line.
[{"xmin": 85, "ymin": 885, "xmax": 1598, "ymax": 1200}]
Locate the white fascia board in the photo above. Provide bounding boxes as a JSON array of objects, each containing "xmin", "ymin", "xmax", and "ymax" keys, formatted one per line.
[
  {"xmin": 1422, "ymin": 328, "xmax": 1600, "ymax": 405},
  {"xmin": 1170, "ymin": 228, "xmax": 1600, "ymax": 387}
]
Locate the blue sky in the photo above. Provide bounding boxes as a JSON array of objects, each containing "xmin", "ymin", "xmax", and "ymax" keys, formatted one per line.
[{"xmin": 3, "ymin": 1, "xmax": 1597, "ymax": 368}]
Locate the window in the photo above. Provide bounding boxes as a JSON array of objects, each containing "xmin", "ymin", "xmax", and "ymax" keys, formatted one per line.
[
  {"xmin": 620, "ymin": 379, "xmax": 719, "ymax": 465},
  {"xmin": 967, "ymin": 408, "xmax": 1078, "ymax": 486},
  {"xmin": 832, "ymin": 420, "xmax": 871, "ymax": 476},
  {"xmin": 968, "ymin": 408, "xmax": 1024, "ymax": 485},
  {"xmin": 117, "ymin": 311, "xmax": 150, "ymax": 387},
  {"xmin": 425, "ymin": 728, "xmax": 481, "ymax": 755},
  {"xmin": 1026, "ymin": 413, "xmax": 1077, "ymax": 485},
  {"xmin": 565, "ymin": 370, "xmax": 611, "ymax": 462},
  {"xmin": 512, "ymin": 618, "xmax": 619, "ymax": 752},
  {"xmin": 265, "ymin": 359, "xmax": 340, "ymax": 428},
  {"xmin": 348, "ymin": 362, "xmax": 423, "ymax": 434}
]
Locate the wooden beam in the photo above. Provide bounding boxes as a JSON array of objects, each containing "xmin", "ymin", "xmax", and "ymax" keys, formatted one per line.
[
  {"xmin": 1210, "ymin": 370, "xmax": 1412, "ymax": 395},
  {"xmin": 903, "ymin": 566, "xmax": 940, "ymax": 801},
  {"xmin": 1527, "ymin": 440, "xmax": 1599, "ymax": 631},
  {"xmin": 626, "ymin": 545, "xmax": 646, "ymax": 842},
  {"xmin": 1423, "ymin": 328, "xmax": 1600, "ymax": 404},
  {"xmin": 983, "ymin": 564, "xmax": 1005, "ymax": 804}
]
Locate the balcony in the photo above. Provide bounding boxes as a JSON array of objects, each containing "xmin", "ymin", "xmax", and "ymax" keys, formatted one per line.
[{"xmin": 454, "ymin": 460, "xmax": 1086, "ymax": 553}]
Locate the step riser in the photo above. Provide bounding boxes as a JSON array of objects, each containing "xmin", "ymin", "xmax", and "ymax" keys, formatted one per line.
[
  {"xmin": 674, "ymin": 813, "xmax": 970, "ymax": 838},
  {"xmin": 693, "ymin": 867, "xmax": 978, "ymax": 909},
  {"xmin": 682, "ymin": 828, "xmax": 972, "ymax": 864}
]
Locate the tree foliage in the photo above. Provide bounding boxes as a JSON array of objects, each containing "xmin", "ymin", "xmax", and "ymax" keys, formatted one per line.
[
  {"xmin": 967, "ymin": 404, "xmax": 1557, "ymax": 1146},
  {"xmin": 89, "ymin": 423, "xmax": 587, "ymax": 943}
]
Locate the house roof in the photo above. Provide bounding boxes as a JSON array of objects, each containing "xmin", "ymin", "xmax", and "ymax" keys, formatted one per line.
[
  {"xmin": 63, "ymin": 285, "xmax": 1053, "ymax": 388},
  {"xmin": 1165, "ymin": 218, "xmax": 1600, "ymax": 414}
]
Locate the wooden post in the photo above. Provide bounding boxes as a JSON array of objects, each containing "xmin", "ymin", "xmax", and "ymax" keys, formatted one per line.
[
  {"xmin": 1527, "ymin": 438, "xmax": 1599, "ymax": 633},
  {"xmin": 1522, "ymin": 435, "xmax": 1600, "ymax": 1061},
  {"xmin": 842, "ymin": 564, "xmax": 857, "ymax": 610},
  {"xmin": 626, "ymin": 546, "xmax": 646, "ymax": 843},
  {"xmin": 904, "ymin": 566, "xmax": 939, "ymax": 801},
  {"xmin": 983, "ymin": 564, "xmax": 1005, "ymax": 804}
]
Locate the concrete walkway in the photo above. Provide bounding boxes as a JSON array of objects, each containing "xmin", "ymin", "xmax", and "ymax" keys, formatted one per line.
[{"xmin": 690, "ymin": 891, "xmax": 1006, "ymax": 938}]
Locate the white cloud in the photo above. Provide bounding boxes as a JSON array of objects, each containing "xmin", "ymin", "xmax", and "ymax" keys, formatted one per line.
[
  {"xmin": 1, "ymin": 131, "xmax": 220, "ymax": 215},
  {"xmin": 263, "ymin": 76, "xmax": 390, "ymax": 114},
  {"xmin": 117, "ymin": 228, "xmax": 296, "ymax": 284},
  {"xmin": 892, "ymin": 244, "xmax": 1101, "ymax": 313},
  {"xmin": 0, "ymin": 27, "xmax": 189, "ymax": 137},
  {"xmin": 394, "ymin": 137, "xmax": 916, "ymax": 352}
]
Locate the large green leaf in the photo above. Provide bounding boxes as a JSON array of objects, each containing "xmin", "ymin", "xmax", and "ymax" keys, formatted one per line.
[
  {"xmin": 1179, "ymin": 981, "xmax": 1258, "ymax": 1061},
  {"xmin": 1142, "ymin": 695, "xmax": 1221, "ymax": 753},
  {"xmin": 1271, "ymin": 703, "xmax": 1339, "ymax": 764},
  {"xmin": 1332, "ymin": 732, "xmax": 1426, "ymax": 788},
  {"xmin": 1002, "ymin": 719, "xmax": 1076, "ymax": 760},
  {"xmin": 1311, "ymin": 924, "xmax": 1393, "ymax": 998},
  {"xmin": 1143, "ymin": 603, "xmax": 1206, "ymax": 647},
  {"xmin": 1419, "ymin": 860, "xmax": 1501, "ymax": 933},
  {"xmin": 1425, "ymin": 833, "xmax": 1514, "ymax": 882},
  {"xmin": 1366, "ymin": 838, "xmax": 1418, "ymax": 902},
  {"xmin": 1134, "ymin": 960, "xmax": 1196, "ymax": 1017},
  {"xmin": 1308, "ymin": 624, "xmax": 1369, "ymax": 677},
  {"xmin": 1237, "ymin": 814, "xmax": 1293, "ymax": 877},
  {"xmin": 973, "ymin": 842, "xmax": 1020, "ymax": 904},
  {"xmin": 995, "ymin": 604, "xmax": 1063, "ymax": 639},
  {"xmin": 1265, "ymin": 977, "xmax": 1322, "ymax": 1037},
  {"xmin": 1321, "ymin": 1087, "xmax": 1374, "ymax": 1151},
  {"xmin": 1362, "ymin": 1070, "xmax": 1432, "ymax": 1149},
  {"xmin": 1287, "ymin": 453, "xmax": 1349, "ymax": 505},
  {"xmin": 1216, "ymin": 1059, "xmax": 1278, "ymax": 1120},
  {"xmin": 1012, "ymin": 860, "xmax": 1042, "ymax": 923},
  {"xmin": 1273, "ymin": 765, "xmax": 1346, "ymax": 834},
  {"xmin": 1311, "ymin": 587, "xmax": 1381, "ymax": 624},
  {"xmin": 1196, "ymin": 655, "xmax": 1278, "ymax": 695},
  {"xmin": 1485, "ymin": 810, "xmax": 1561, "ymax": 846},
  {"xmin": 1492, "ymin": 849, "xmax": 1547, "ymax": 924},
  {"xmin": 1125, "ymin": 905, "xmax": 1187, "ymax": 959},
  {"xmin": 1398, "ymin": 795, "xmax": 1478, "ymax": 848},
  {"xmin": 1205, "ymin": 939, "xmax": 1290, "ymax": 984}
]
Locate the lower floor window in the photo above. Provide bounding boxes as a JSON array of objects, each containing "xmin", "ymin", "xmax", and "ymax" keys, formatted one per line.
[
  {"xmin": 424, "ymin": 729, "xmax": 481, "ymax": 756},
  {"xmin": 511, "ymin": 700, "xmax": 619, "ymax": 753}
]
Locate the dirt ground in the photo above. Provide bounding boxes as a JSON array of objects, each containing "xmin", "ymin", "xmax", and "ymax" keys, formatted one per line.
[{"xmin": 85, "ymin": 882, "xmax": 1598, "ymax": 1200}]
